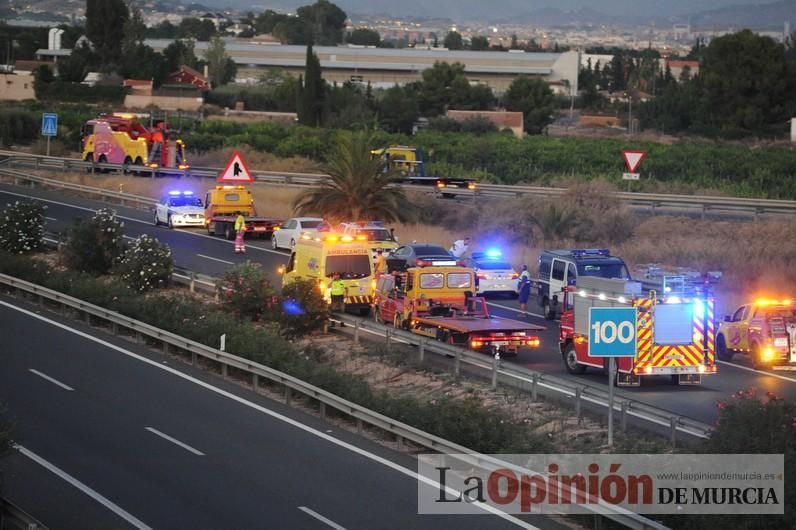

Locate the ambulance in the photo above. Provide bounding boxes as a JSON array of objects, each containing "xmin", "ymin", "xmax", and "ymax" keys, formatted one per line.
[{"xmin": 282, "ymin": 233, "xmax": 376, "ymax": 315}]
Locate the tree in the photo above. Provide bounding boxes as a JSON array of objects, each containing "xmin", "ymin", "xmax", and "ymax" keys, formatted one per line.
[
  {"xmin": 146, "ymin": 20, "xmax": 177, "ymax": 39},
  {"xmin": 122, "ymin": 2, "xmax": 145, "ymax": 54},
  {"xmin": 347, "ymin": 28, "xmax": 380, "ymax": 47},
  {"xmin": 418, "ymin": 61, "xmax": 478, "ymax": 116},
  {"xmin": 377, "ymin": 85, "xmax": 419, "ymax": 134},
  {"xmin": 503, "ymin": 76, "xmax": 555, "ymax": 134},
  {"xmin": 57, "ymin": 41, "xmax": 96, "ymax": 82},
  {"xmin": 297, "ymin": 42, "xmax": 325, "ymax": 126},
  {"xmin": 292, "ymin": 132, "xmax": 414, "ymax": 223},
  {"xmin": 204, "ymin": 36, "xmax": 236, "ymax": 87},
  {"xmin": 296, "ymin": 0, "xmax": 347, "ymax": 45},
  {"xmin": 609, "ymin": 53, "xmax": 626, "ymax": 92},
  {"xmin": 163, "ymin": 40, "xmax": 199, "ymax": 72},
  {"xmin": 177, "ymin": 17, "xmax": 216, "ymax": 41},
  {"xmin": 470, "ymin": 36, "xmax": 489, "ymax": 51},
  {"xmin": 120, "ymin": 43, "xmax": 168, "ymax": 86},
  {"xmin": 443, "ymin": 30, "xmax": 463, "ymax": 50},
  {"xmin": 86, "ymin": 0, "xmax": 129, "ymax": 69}
]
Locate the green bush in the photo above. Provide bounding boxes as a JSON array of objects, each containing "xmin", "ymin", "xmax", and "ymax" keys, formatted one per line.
[
  {"xmin": 219, "ymin": 261, "xmax": 278, "ymax": 321},
  {"xmin": 63, "ymin": 208, "xmax": 125, "ymax": 274},
  {"xmin": 0, "ymin": 109, "xmax": 38, "ymax": 146},
  {"xmin": 279, "ymin": 278, "xmax": 329, "ymax": 338},
  {"xmin": 34, "ymin": 80, "xmax": 126, "ymax": 104},
  {"xmin": 0, "ymin": 200, "xmax": 45, "ymax": 254},
  {"xmin": 114, "ymin": 234, "xmax": 174, "ymax": 292}
]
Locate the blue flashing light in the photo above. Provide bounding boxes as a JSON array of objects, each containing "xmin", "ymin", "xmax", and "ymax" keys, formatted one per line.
[
  {"xmin": 571, "ymin": 248, "xmax": 610, "ymax": 258},
  {"xmin": 168, "ymin": 190, "xmax": 181, "ymax": 196},
  {"xmin": 693, "ymin": 300, "xmax": 705, "ymax": 318},
  {"xmin": 182, "ymin": 190, "xmax": 194, "ymax": 195},
  {"xmin": 665, "ymin": 296, "xmax": 682, "ymax": 304},
  {"xmin": 485, "ymin": 248, "xmax": 502, "ymax": 259}
]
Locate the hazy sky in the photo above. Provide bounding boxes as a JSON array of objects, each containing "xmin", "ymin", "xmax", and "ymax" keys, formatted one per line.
[{"xmin": 235, "ymin": 0, "xmax": 789, "ymax": 18}]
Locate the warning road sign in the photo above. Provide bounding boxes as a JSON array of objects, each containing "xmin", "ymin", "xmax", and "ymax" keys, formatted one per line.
[
  {"xmin": 622, "ymin": 150, "xmax": 646, "ymax": 173},
  {"xmin": 218, "ymin": 150, "xmax": 254, "ymax": 183}
]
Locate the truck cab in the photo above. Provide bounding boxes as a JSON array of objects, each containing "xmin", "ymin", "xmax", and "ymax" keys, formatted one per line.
[
  {"xmin": 204, "ymin": 186, "xmax": 282, "ymax": 239},
  {"xmin": 338, "ymin": 221, "xmax": 399, "ymax": 262},
  {"xmin": 717, "ymin": 299, "xmax": 796, "ymax": 368},
  {"xmin": 537, "ymin": 248, "xmax": 631, "ymax": 320}
]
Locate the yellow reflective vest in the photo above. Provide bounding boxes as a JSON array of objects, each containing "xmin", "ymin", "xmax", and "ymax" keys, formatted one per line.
[
  {"xmin": 330, "ymin": 279, "xmax": 346, "ymax": 296},
  {"xmin": 234, "ymin": 215, "xmax": 246, "ymax": 231}
]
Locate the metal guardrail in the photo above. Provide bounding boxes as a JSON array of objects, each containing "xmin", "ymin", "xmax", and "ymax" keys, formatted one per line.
[
  {"xmin": 1, "ymin": 150, "xmax": 794, "ymax": 217},
  {"xmin": 0, "ymin": 496, "xmax": 48, "ymax": 530},
  {"xmin": 0, "ymin": 272, "xmax": 668, "ymax": 530}
]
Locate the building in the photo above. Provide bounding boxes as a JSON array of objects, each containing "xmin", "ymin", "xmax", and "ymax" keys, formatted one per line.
[
  {"xmin": 666, "ymin": 60, "xmax": 700, "ymax": 80},
  {"xmin": 446, "ymin": 110, "xmax": 524, "ymax": 137},
  {"xmin": 0, "ymin": 73, "xmax": 35, "ymax": 101},
  {"xmin": 165, "ymin": 65, "xmax": 210, "ymax": 92},
  {"xmin": 145, "ymin": 39, "xmax": 579, "ymax": 94}
]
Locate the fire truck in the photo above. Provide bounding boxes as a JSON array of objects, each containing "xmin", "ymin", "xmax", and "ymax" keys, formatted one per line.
[
  {"xmin": 80, "ymin": 113, "xmax": 189, "ymax": 174},
  {"xmin": 717, "ymin": 299, "xmax": 796, "ymax": 368},
  {"xmin": 374, "ymin": 265, "xmax": 543, "ymax": 355},
  {"xmin": 559, "ymin": 275, "xmax": 717, "ymax": 386}
]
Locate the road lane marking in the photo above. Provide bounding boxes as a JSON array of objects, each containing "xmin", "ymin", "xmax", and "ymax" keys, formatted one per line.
[
  {"xmin": 197, "ymin": 254, "xmax": 234, "ymax": 265},
  {"xmin": 175, "ymin": 228, "xmax": 288, "ymax": 257},
  {"xmin": 485, "ymin": 301, "xmax": 549, "ymax": 321},
  {"xmin": 14, "ymin": 444, "xmax": 152, "ymax": 530},
  {"xmin": 122, "ymin": 235, "xmax": 136, "ymax": 240},
  {"xmin": 45, "ymin": 216, "xmax": 57, "ymax": 221},
  {"xmin": 145, "ymin": 427, "xmax": 205, "ymax": 456},
  {"xmin": 0, "ymin": 189, "xmax": 149, "ymax": 225},
  {"xmin": 718, "ymin": 360, "xmax": 796, "ymax": 383},
  {"xmin": 0, "ymin": 300, "xmax": 538, "ymax": 529},
  {"xmin": 298, "ymin": 507, "xmax": 347, "ymax": 530},
  {"xmin": 29, "ymin": 368, "xmax": 74, "ymax": 391}
]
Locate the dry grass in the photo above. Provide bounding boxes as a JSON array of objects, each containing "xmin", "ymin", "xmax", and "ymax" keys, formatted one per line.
[{"xmin": 189, "ymin": 146, "xmax": 321, "ymax": 174}]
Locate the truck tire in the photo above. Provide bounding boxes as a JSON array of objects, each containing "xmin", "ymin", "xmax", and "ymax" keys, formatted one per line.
[
  {"xmin": 123, "ymin": 156, "xmax": 132, "ymax": 174},
  {"xmin": 751, "ymin": 343, "xmax": 764, "ymax": 370},
  {"xmin": 716, "ymin": 335, "xmax": 733, "ymax": 362},
  {"xmin": 98, "ymin": 155, "xmax": 109, "ymax": 174},
  {"xmin": 133, "ymin": 157, "xmax": 143, "ymax": 176},
  {"xmin": 374, "ymin": 307, "xmax": 383, "ymax": 324},
  {"xmin": 206, "ymin": 222, "xmax": 214, "ymax": 235},
  {"xmin": 225, "ymin": 224, "xmax": 234, "ymax": 240},
  {"xmin": 563, "ymin": 343, "xmax": 586, "ymax": 374},
  {"xmin": 85, "ymin": 153, "xmax": 95, "ymax": 173}
]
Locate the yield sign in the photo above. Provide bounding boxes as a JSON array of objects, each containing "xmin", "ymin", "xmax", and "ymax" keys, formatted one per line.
[
  {"xmin": 622, "ymin": 150, "xmax": 646, "ymax": 173},
  {"xmin": 218, "ymin": 150, "xmax": 254, "ymax": 183}
]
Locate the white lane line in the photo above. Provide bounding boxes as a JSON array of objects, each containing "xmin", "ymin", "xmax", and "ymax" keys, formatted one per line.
[
  {"xmin": 197, "ymin": 254, "xmax": 234, "ymax": 265},
  {"xmin": 486, "ymin": 301, "xmax": 550, "ymax": 321},
  {"xmin": 145, "ymin": 427, "xmax": 205, "ymax": 456},
  {"xmin": 122, "ymin": 235, "xmax": 136, "ymax": 240},
  {"xmin": 0, "ymin": 301, "xmax": 537, "ymax": 530},
  {"xmin": 175, "ymin": 228, "xmax": 288, "ymax": 257},
  {"xmin": 43, "ymin": 237, "xmax": 59, "ymax": 244},
  {"xmin": 29, "ymin": 368, "xmax": 74, "ymax": 391},
  {"xmin": 298, "ymin": 506, "xmax": 347, "ymax": 530},
  {"xmin": 0, "ymin": 189, "xmax": 149, "ymax": 225},
  {"xmin": 717, "ymin": 360, "xmax": 796, "ymax": 383},
  {"xmin": 45, "ymin": 216, "xmax": 57, "ymax": 221},
  {"xmin": 14, "ymin": 444, "xmax": 152, "ymax": 530}
]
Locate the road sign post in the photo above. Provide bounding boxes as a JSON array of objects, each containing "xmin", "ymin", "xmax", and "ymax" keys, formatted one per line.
[
  {"xmin": 41, "ymin": 113, "xmax": 58, "ymax": 157},
  {"xmin": 621, "ymin": 149, "xmax": 645, "ymax": 192},
  {"xmin": 588, "ymin": 307, "xmax": 637, "ymax": 447}
]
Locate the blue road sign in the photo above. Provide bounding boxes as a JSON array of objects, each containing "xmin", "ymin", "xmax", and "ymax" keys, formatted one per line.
[
  {"xmin": 588, "ymin": 307, "xmax": 637, "ymax": 357},
  {"xmin": 41, "ymin": 113, "xmax": 58, "ymax": 137}
]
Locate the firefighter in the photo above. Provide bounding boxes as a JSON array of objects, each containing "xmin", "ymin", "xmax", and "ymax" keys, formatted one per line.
[
  {"xmin": 330, "ymin": 273, "xmax": 347, "ymax": 312},
  {"xmin": 234, "ymin": 211, "xmax": 246, "ymax": 254}
]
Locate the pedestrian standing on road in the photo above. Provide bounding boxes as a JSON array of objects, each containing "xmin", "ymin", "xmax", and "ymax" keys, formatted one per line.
[
  {"xmin": 449, "ymin": 236, "xmax": 471, "ymax": 258},
  {"xmin": 330, "ymin": 273, "xmax": 347, "ymax": 312},
  {"xmin": 517, "ymin": 264, "xmax": 531, "ymax": 315},
  {"xmin": 234, "ymin": 211, "xmax": 246, "ymax": 254},
  {"xmin": 375, "ymin": 249, "xmax": 388, "ymax": 276}
]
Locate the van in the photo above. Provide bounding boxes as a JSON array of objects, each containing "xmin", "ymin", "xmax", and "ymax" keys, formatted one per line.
[
  {"xmin": 282, "ymin": 234, "xmax": 375, "ymax": 315},
  {"xmin": 537, "ymin": 249, "xmax": 631, "ymax": 320}
]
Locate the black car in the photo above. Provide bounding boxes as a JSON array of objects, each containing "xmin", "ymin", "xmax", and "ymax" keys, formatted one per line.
[{"xmin": 387, "ymin": 244, "xmax": 457, "ymax": 270}]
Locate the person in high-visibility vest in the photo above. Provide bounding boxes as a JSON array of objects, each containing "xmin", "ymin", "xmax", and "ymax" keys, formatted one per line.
[
  {"xmin": 234, "ymin": 211, "xmax": 246, "ymax": 254},
  {"xmin": 374, "ymin": 249, "xmax": 388, "ymax": 276},
  {"xmin": 329, "ymin": 273, "xmax": 347, "ymax": 311}
]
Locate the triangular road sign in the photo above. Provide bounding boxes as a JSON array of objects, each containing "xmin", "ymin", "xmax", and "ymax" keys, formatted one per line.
[
  {"xmin": 622, "ymin": 150, "xmax": 646, "ymax": 173},
  {"xmin": 218, "ymin": 150, "xmax": 254, "ymax": 183}
]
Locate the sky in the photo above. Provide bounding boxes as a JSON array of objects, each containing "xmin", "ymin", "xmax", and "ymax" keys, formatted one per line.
[{"xmin": 236, "ymin": 0, "xmax": 789, "ymax": 19}]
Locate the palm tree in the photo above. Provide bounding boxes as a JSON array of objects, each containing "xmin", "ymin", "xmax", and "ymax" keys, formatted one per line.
[{"xmin": 292, "ymin": 132, "xmax": 414, "ymax": 223}]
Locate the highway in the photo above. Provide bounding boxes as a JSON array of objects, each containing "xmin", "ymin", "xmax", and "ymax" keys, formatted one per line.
[
  {"xmin": 2, "ymin": 182, "xmax": 796, "ymax": 427},
  {"xmin": 0, "ymin": 296, "xmax": 564, "ymax": 529}
]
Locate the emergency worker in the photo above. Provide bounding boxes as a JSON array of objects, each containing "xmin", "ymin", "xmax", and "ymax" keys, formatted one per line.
[
  {"xmin": 330, "ymin": 273, "xmax": 347, "ymax": 311},
  {"xmin": 517, "ymin": 264, "xmax": 531, "ymax": 315},
  {"xmin": 375, "ymin": 249, "xmax": 388, "ymax": 275},
  {"xmin": 234, "ymin": 211, "xmax": 246, "ymax": 254}
]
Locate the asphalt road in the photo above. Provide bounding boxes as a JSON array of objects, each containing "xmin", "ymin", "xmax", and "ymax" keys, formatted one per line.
[
  {"xmin": 2, "ymin": 183, "xmax": 796, "ymax": 426},
  {"xmin": 0, "ymin": 296, "xmax": 570, "ymax": 530}
]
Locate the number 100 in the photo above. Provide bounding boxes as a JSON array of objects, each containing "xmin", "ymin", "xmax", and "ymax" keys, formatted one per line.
[{"xmin": 592, "ymin": 321, "xmax": 635, "ymax": 344}]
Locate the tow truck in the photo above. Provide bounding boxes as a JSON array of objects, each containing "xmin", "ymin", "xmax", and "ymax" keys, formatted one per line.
[
  {"xmin": 717, "ymin": 299, "xmax": 796, "ymax": 368},
  {"xmin": 203, "ymin": 185, "xmax": 282, "ymax": 240},
  {"xmin": 370, "ymin": 145, "xmax": 477, "ymax": 196},
  {"xmin": 373, "ymin": 265, "xmax": 543, "ymax": 356},
  {"xmin": 559, "ymin": 275, "xmax": 717, "ymax": 386}
]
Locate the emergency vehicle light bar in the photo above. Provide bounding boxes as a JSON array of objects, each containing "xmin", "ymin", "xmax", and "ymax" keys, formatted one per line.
[
  {"xmin": 754, "ymin": 299, "xmax": 792, "ymax": 306},
  {"xmin": 571, "ymin": 248, "xmax": 610, "ymax": 258}
]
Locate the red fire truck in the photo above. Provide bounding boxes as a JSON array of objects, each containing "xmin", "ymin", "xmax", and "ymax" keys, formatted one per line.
[{"xmin": 559, "ymin": 276, "xmax": 717, "ymax": 386}]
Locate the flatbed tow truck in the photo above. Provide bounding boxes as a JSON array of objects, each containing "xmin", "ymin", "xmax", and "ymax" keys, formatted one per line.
[{"xmin": 374, "ymin": 265, "xmax": 543, "ymax": 355}]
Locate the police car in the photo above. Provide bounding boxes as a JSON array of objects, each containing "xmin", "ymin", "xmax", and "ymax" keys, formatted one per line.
[
  {"xmin": 153, "ymin": 190, "xmax": 205, "ymax": 228},
  {"xmin": 462, "ymin": 250, "xmax": 519, "ymax": 296}
]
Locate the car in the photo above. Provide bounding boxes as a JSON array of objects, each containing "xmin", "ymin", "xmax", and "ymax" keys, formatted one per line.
[
  {"xmin": 462, "ymin": 250, "xmax": 519, "ymax": 296},
  {"xmin": 154, "ymin": 190, "xmax": 205, "ymax": 228},
  {"xmin": 387, "ymin": 244, "xmax": 456, "ymax": 270},
  {"xmin": 272, "ymin": 217, "xmax": 324, "ymax": 250}
]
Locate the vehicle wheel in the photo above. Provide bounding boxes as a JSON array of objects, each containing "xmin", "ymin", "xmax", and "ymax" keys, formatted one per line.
[
  {"xmin": 716, "ymin": 335, "xmax": 733, "ymax": 362},
  {"xmin": 225, "ymin": 225, "xmax": 234, "ymax": 240},
  {"xmin": 133, "ymin": 157, "xmax": 143, "ymax": 176},
  {"xmin": 271, "ymin": 236, "xmax": 279, "ymax": 250},
  {"xmin": 394, "ymin": 314, "xmax": 403, "ymax": 330},
  {"xmin": 153, "ymin": 211, "xmax": 160, "ymax": 226},
  {"xmin": 374, "ymin": 307, "xmax": 383, "ymax": 324},
  {"xmin": 122, "ymin": 157, "xmax": 132, "ymax": 175},
  {"xmin": 290, "ymin": 238, "xmax": 296, "ymax": 250},
  {"xmin": 207, "ymin": 222, "xmax": 214, "ymax": 235},
  {"xmin": 751, "ymin": 343, "xmax": 764, "ymax": 370},
  {"xmin": 563, "ymin": 343, "xmax": 586, "ymax": 374},
  {"xmin": 167, "ymin": 215, "xmax": 174, "ymax": 229},
  {"xmin": 85, "ymin": 153, "xmax": 95, "ymax": 173},
  {"xmin": 98, "ymin": 155, "xmax": 109, "ymax": 174},
  {"xmin": 542, "ymin": 299, "xmax": 555, "ymax": 320}
]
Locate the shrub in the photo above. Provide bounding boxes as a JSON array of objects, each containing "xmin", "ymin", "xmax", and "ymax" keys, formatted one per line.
[
  {"xmin": 0, "ymin": 200, "xmax": 45, "ymax": 254},
  {"xmin": 114, "ymin": 234, "xmax": 174, "ymax": 292},
  {"xmin": 0, "ymin": 109, "xmax": 38, "ymax": 146},
  {"xmin": 219, "ymin": 261, "xmax": 278, "ymax": 321},
  {"xmin": 63, "ymin": 208, "xmax": 125, "ymax": 274},
  {"xmin": 279, "ymin": 278, "xmax": 329, "ymax": 338}
]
